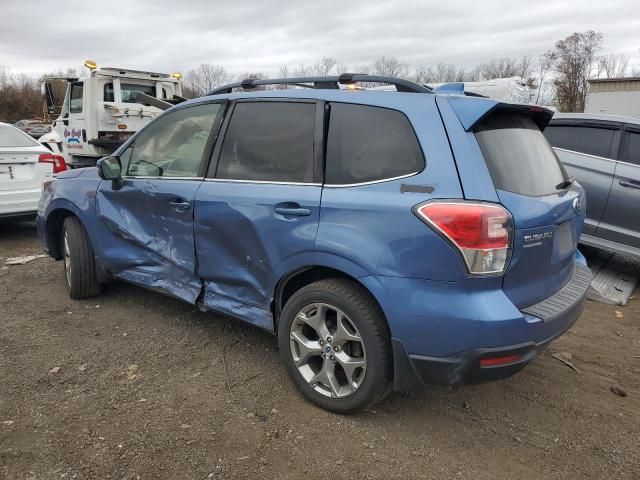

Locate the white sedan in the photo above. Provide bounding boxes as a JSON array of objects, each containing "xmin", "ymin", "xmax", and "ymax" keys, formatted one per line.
[{"xmin": 0, "ymin": 122, "xmax": 67, "ymax": 219}]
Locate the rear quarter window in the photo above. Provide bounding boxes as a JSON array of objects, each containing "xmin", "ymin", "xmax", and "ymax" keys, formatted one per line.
[
  {"xmin": 325, "ymin": 103, "xmax": 424, "ymax": 185},
  {"xmin": 475, "ymin": 113, "xmax": 567, "ymax": 197}
]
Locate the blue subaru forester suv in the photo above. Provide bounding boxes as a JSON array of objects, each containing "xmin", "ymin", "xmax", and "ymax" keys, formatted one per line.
[{"xmin": 37, "ymin": 74, "xmax": 591, "ymax": 413}]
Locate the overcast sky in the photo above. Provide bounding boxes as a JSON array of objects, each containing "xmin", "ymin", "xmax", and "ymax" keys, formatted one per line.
[{"xmin": 1, "ymin": 0, "xmax": 639, "ymax": 76}]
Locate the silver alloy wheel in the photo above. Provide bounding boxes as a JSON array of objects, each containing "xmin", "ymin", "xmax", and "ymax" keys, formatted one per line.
[
  {"xmin": 289, "ymin": 303, "xmax": 367, "ymax": 398},
  {"xmin": 63, "ymin": 230, "xmax": 71, "ymax": 288}
]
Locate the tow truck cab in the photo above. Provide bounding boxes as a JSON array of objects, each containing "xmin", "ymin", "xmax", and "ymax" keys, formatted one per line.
[{"xmin": 40, "ymin": 62, "xmax": 183, "ymax": 167}]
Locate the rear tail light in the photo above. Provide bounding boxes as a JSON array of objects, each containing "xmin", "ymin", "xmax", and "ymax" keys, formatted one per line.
[
  {"xmin": 38, "ymin": 153, "xmax": 68, "ymax": 174},
  {"xmin": 414, "ymin": 201, "xmax": 513, "ymax": 275}
]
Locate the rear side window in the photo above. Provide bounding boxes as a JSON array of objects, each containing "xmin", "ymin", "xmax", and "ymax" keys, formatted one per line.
[
  {"xmin": 624, "ymin": 130, "xmax": 640, "ymax": 166},
  {"xmin": 544, "ymin": 124, "xmax": 616, "ymax": 158},
  {"xmin": 475, "ymin": 113, "xmax": 566, "ymax": 197},
  {"xmin": 0, "ymin": 125, "xmax": 38, "ymax": 147},
  {"xmin": 326, "ymin": 103, "xmax": 424, "ymax": 185},
  {"xmin": 216, "ymin": 102, "xmax": 316, "ymax": 183}
]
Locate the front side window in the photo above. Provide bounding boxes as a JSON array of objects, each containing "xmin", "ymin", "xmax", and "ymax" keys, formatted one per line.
[
  {"xmin": 127, "ymin": 103, "xmax": 221, "ymax": 177},
  {"xmin": 215, "ymin": 102, "xmax": 316, "ymax": 183},
  {"xmin": 325, "ymin": 103, "xmax": 424, "ymax": 185},
  {"xmin": 544, "ymin": 124, "xmax": 616, "ymax": 158},
  {"xmin": 69, "ymin": 83, "xmax": 83, "ymax": 114}
]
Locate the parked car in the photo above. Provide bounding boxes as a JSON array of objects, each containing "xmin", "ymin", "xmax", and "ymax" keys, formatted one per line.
[
  {"xmin": 37, "ymin": 75, "xmax": 591, "ymax": 413},
  {"xmin": 13, "ymin": 119, "xmax": 52, "ymax": 139},
  {"xmin": 0, "ymin": 122, "xmax": 66, "ymax": 219},
  {"xmin": 544, "ymin": 113, "xmax": 640, "ymax": 259}
]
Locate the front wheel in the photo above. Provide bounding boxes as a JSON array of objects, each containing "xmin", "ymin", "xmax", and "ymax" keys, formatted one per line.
[
  {"xmin": 61, "ymin": 216, "xmax": 101, "ymax": 299},
  {"xmin": 278, "ymin": 278, "xmax": 392, "ymax": 413}
]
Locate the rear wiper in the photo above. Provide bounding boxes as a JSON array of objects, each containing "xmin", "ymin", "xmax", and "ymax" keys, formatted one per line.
[{"xmin": 556, "ymin": 176, "xmax": 575, "ymax": 190}]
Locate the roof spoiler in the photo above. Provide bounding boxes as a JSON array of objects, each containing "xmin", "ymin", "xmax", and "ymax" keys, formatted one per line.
[{"xmin": 446, "ymin": 95, "xmax": 554, "ymax": 131}]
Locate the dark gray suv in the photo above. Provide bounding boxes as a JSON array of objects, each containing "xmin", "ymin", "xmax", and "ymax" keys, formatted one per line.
[{"xmin": 545, "ymin": 113, "xmax": 640, "ymax": 259}]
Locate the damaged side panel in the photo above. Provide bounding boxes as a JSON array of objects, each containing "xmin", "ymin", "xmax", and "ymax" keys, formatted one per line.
[
  {"xmin": 194, "ymin": 181, "xmax": 322, "ymax": 331},
  {"xmin": 94, "ymin": 178, "xmax": 204, "ymax": 303}
]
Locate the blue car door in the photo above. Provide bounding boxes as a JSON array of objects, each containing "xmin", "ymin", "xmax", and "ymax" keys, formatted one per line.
[
  {"xmin": 194, "ymin": 99, "xmax": 324, "ymax": 330},
  {"xmin": 95, "ymin": 101, "xmax": 226, "ymax": 303}
]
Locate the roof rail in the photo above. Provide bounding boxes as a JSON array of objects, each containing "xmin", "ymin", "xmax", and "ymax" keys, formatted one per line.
[{"xmin": 206, "ymin": 74, "xmax": 433, "ymax": 95}]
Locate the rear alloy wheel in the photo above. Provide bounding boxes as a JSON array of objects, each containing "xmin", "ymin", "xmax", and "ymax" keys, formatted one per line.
[
  {"xmin": 279, "ymin": 278, "xmax": 392, "ymax": 413},
  {"xmin": 61, "ymin": 216, "xmax": 101, "ymax": 299}
]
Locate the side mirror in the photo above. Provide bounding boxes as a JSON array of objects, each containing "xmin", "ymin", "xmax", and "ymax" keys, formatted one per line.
[
  {"xmin": 97, "ymin": 156, "xmax": 123, "ymax": 188},
  {"xmin": 41, "ymin": 82, "xmax": 56, "ymax": 114}
]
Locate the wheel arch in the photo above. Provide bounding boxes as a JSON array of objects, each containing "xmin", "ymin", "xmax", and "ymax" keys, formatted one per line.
[
  {"xmin": 45, "ymin": 207, "xmax": 78, "ymax": 259},
  {"xmin": 273, "ymin": 265, "xmax": 389, "ymax": 337}
]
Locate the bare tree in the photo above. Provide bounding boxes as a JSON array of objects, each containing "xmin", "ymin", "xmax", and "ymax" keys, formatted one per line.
[
  {"xmin": 314, "ymin": 57, "xmax": 337, "ymax": 76},
  {"xmin": 476, "ymin": 57, "xmax": 518, "ymax": 80},
  {"xmin": 535, "ymin": 51, "xmax": 555, "ymax": 105},
  {"xmin": 185, "ymin": 64, "xmax": 229, "ymax": 96},
  {"xmin": 371, "ymin": 56, "xmax": 408, "ymax": 77},
  {"xmin": 597, "ymin": 53, "xmax": 629, "ymax": 78},
  {"xmin": 548, "ymin": 30, "xmax": 603, "ymax": 112}
]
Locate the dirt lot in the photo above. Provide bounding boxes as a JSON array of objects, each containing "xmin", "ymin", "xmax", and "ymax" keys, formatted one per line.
[{"xmin": 0, "ymin": 219, "xmax": 638, "ymax": 480}]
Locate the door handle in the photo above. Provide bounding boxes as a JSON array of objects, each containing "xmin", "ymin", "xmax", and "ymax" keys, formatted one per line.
[
  {"xmin": 274, "ymin": 207, "xmax": 311, "ymax": 216},
  {"xmin": 619, "ymin": 179, "xmax": 640, "ymax": 190},
  {"xmin": 169, "ymin": 198, "xmax": 192, "ymax": 209}
]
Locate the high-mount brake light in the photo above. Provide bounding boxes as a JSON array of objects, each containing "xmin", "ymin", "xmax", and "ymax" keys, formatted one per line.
[
  {"xmin": 414, "ymin": 201, "xmax": 512, "ymax": 275},
  {"xmin": 38, "ymin": 153, "xmax": 68, "ymax": 174}
]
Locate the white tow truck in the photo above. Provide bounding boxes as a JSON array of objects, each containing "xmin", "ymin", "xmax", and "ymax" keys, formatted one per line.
[{"xmin": 39, "ymin": 60, "xmax": 184, "ymax": 167}]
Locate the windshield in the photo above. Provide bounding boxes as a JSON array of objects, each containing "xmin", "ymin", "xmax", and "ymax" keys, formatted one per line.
[
  {"xmin": 0, "ymin": 125, "xmax": 39, "ymax": 147},
  {"xmin": 475, "ymin": 113, "xmax": 567, "ymax": 197}
]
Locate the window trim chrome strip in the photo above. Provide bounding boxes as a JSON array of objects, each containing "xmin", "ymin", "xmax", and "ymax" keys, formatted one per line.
[
  {"xmin": 553, "ymin": 147, "xmax": 639, "ymax": 169},
  {"xmin": 204, "ymin": 178, "xmax": 322, "ymax": 186}
]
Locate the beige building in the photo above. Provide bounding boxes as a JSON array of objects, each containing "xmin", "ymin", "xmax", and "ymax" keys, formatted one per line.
[{"xmin": 585, "ymin": 77, "xmax": 640, "ymax": 118}]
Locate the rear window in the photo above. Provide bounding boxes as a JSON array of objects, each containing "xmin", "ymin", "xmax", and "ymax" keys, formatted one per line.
[
  {"xmin": 475, "ymin": 113, "xmax": 567, "ymax": 197},
  {"xmin": 326, "ymin": 103, "xmax": 424, "ymax": 185},
  {"xmin": 0, "ymin": 125, "xmax": 39, "ymax": 147},
  {"xmin": 543, "ymin": 124, "xmax": 616, "ymax": 158}
]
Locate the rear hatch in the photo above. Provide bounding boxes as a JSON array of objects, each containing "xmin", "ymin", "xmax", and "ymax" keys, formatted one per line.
[{"xmin": 473, "ymin": 110, "xmax": 585, "ymax": 308}]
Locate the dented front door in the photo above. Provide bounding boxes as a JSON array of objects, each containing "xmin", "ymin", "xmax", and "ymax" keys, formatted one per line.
[{"xmin": 96, "ymin": 177, "xmax": 203, "ymax": 302}]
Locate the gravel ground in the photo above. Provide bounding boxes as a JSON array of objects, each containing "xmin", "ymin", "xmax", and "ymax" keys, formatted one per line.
[{"xmin": 1, "ymin": 218, "xmax": 639, "ymax": 480}]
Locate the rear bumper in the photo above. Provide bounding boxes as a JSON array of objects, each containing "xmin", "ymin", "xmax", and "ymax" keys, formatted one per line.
[
  {"xmin": 360, "ymin": 254, "xmax": 592, "ymax": 390},
  {"xmin": 393, "ymin": 282, "xmax": 586, "ymax": 386},
  {"xmin": 0, "ymin": 188, "xmax": 41, "ymax": 216}
]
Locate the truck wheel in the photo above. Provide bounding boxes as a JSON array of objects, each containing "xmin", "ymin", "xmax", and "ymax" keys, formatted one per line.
[
  {"xmin": 278, "ymin": 278, "xmax": 392, "ymax": 413},
  {"xmin": 61, "ymin": 216, "xmax": 100, "ymax": 299}
]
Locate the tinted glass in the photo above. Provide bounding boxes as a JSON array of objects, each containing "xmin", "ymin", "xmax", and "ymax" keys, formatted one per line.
[
  {"xmin": 216, "ymin": 102, "xmax": 316, "ymax": 183},
  {"xmin": 70, "ymin": 83, "xmax": 83, "ymax": 113},
  {"xmin": 0, "ymin": 125, "xmax": 39, "ymax": 147},
  {"xmin": 325, "ymin": 103, "xmax": 424, "ymax": 185},
  {"xmin": 475, "ymin": 113, "xmax": 567, "ymax": 197},
  {"xmin": 121, "ymin": 83, "xmax": 156, "ymax": 103},
  {"xmin": 127, "ymin": 103, "xmax": 220, "ymax": 177},
  {"xmin": 625, "ymin": 131, "xmax": 640, "ymax": 166},
  {"xmin": 544, "ymin": 125, "xmax": 615, "ymax": 158}
]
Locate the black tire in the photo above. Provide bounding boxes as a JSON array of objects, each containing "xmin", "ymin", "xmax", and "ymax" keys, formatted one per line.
[
  {"xmin": 61, "ymin": 216, "xmax": 101, "ymax": 299},
  {"xmin": 278, "ymin": 278, "xmax": 392, "ymax": 413}
]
